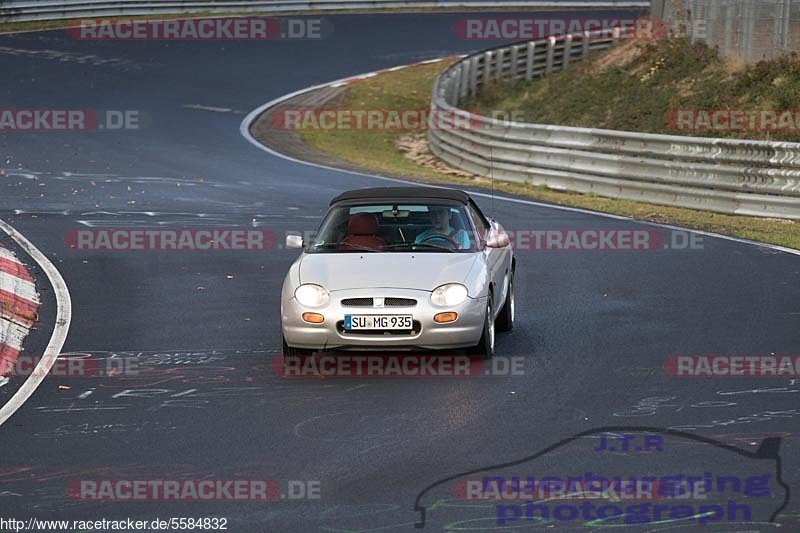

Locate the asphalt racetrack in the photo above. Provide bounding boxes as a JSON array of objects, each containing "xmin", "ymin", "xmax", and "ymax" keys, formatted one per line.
[{"xmin": 1, "ymin": 8, "xmax": 799, "ymax": 532}]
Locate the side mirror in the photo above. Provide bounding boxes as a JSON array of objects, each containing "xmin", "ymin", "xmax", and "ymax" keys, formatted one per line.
[
  {"xmin": 485, "ymin": 231, "xmax": 510, "ymax": 248},
  {"xmin": 285, "ymin": 235, "xmax": 304, "ymax": 250}
]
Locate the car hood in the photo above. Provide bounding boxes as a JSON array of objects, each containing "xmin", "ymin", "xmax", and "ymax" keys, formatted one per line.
[{"xmin": 298, "ymin": 253, "xmax": 479, "ymax": 292}]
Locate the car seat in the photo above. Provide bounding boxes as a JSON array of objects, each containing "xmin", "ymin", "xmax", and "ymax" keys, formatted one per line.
[{"xmin": 339, "ymin": 213, "xmax": 386, "ymax": 250}]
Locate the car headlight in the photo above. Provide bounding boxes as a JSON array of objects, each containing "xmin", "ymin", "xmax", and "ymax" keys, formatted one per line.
[
  {"xmin": 294, "ymin": 284, "xmax": 330, "ymax": 307},
  {"xmin": 431, "ymin": 284, "xmax": 468, "ymax": 307}
]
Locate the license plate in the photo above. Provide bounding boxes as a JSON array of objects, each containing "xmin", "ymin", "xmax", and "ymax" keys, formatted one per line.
[{"xmin": 344, "ymin": 315, "xmax": 413, "ymax": 330}]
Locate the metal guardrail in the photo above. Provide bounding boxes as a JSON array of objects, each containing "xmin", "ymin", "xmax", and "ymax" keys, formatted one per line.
[
  {"xmin": 428, "ymin": 30, "xmax": 800, "ymax": 219},
  {"xmin": 0, "ymin": 1, "xmax": 650, "ymax": 24}
]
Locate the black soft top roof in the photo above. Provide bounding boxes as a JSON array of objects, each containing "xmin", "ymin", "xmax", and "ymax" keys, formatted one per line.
[{"xmin": 330, "ymin": 187, "xmax": 471, "ymax": 205}]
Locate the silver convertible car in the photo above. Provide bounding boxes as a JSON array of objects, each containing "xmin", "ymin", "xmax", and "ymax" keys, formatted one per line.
[{"xmin": 280, "ymin": 187, "xmax": 514, "ymax": 358}]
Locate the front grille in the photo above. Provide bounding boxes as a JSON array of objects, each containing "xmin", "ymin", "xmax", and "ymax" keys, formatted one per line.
[
  {"xmin": 342, "ymin": 298, "xmax": 374, "ymax": 307},
  {"xmin": 384, "ymin": 298, "xmax": 417, "ymax": 307},
  {"xmin": 341, "ymin": 297, "xmax": 417, "ymax": 307}
]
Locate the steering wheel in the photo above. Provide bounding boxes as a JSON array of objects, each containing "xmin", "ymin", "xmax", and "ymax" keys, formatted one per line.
[{"xmin": 418, "ymin": 233, "xmax": 459, "ymax": 250}]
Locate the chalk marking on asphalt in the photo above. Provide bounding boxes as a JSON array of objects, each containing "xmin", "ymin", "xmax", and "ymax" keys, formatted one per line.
[
  {"xmin": 0, "ymin": 219, "xmax": 72, "ymax": 426},
  {"xmin": 239, "ymin": 60, "xmax": 800, "ymax": 259},
  {"xmin": 183, "ymin": 104, "xmax": 243, "ymax": 114}
]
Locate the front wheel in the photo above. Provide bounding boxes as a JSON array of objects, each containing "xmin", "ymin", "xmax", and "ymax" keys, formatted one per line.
[
  {"xmin": 471, "ymin": 294, "xmax": 495, "ymax": 360},
  {"xmin": 495, "ymin": 269, "xmax": 514, "ymax": 332}
]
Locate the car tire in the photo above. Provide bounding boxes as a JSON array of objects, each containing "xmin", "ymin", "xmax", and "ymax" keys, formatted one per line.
[
  {"xmin": 471, "ymin": 293, "xmax": 495, "ymax": 360},
  {"xmin": 495, "ymin": 269, "xmax": 514, "ymax": 332}
]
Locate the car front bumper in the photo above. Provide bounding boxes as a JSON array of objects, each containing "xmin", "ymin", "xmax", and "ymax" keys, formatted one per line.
[{"xmin": 281, "ymin": 288, "xmax": 486, "ymax": 351}]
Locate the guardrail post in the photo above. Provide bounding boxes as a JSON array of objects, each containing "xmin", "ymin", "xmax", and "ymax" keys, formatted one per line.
[
  {"xmin": 773, "ymin": 0, "xmax": 791, "ymax": 56},
  {"xmin": 781, "ymin": 0, "xmax": 792, "ymax": 55},
  {"xmin": 436, "ymin": 79, "xmax": 447, "ymax": 102},
  {"xmin": 545, "ymin": 36, "xmax": 555, "ymax": 74},
  {"xmin": 495, "ymin": 48, "xmax": 505, "ymax": 82},
  {"xmin": 743, "ymin": 0, "xmax": 755, "ymax": 61},
  {"xmin": 563, "ymin": 34, "xmax": 573, "ymax": 68},
  {"xmin": 449, "ymin": 67, "xmax": 458, "ymax": 105},
  {"xmin": 525, "ymin": 41, "xmax": 536, "ymax": 80},
  {"xmin": 458, "ymin": 62, "xmax": 469, "ymax": 101},
  {"xmin": 449, "ymin": 71, "xmax": 459, "ymax": 105},
  {"xmin": 582, "ymin": 30, "xmax": 591, "ymax": 57},
  {"xmin": 707, "ymin": 0, "xmax": 718, "ymax": 46},
  {"xmin": 737, "ymin": 0, "xmax": 746, "ymax": 59},
  {"xmin": 483, "ymin": 50, "xmax": 493, "ymax": 87},
  {"xmin": 469, "ymin": 56, "xmax": 479, "ymax": 97},
  {"xmin": 510, "ymin": 44, "xmax": 519, "ymax": 80},
  {"xmin": 650, "ymin": 0, "xmax": 666, "ymax": 18},
  {"xmin": 723, "ymin": 1, "xmax": 734, "ymax": 55}
]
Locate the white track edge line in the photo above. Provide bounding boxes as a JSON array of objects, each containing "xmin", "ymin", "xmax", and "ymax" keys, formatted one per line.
[
  {"xmin": 0, "ymin": 219, "xmax": 72, "ymax": 426},
  {"xmin": 240, "ymin": 61, "xmax": 800, "ymax": 258}
]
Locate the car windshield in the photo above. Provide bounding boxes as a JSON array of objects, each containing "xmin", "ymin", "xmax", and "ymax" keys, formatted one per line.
[{"xmin": 307, "ymin": 203, "xmax": 479, "ymax": 253}]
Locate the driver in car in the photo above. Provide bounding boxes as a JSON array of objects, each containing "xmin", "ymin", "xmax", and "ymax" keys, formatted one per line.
[{"xmin": 414, "ymin": 206, "xmax": 471, "ymax": 249}]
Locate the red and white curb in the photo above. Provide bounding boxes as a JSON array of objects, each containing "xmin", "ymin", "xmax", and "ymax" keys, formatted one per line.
[
  {"xmin": 0, "ymin": 244, "xmax": 40, "ymax": 378},
  {"xmin": 0, "ymin": 219, "xmax": 71, "ymax": 426}
]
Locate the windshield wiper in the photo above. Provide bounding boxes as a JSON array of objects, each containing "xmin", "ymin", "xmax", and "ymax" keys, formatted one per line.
[
  {"xmin": 383, "ymin": 242, "xmax": 455, "ymax": 253},
  {"xmin": 381, "ymin": 243, "xmax": 414, "ymax": 250},
  {"xmin": 414, "ymin": 242, "xmax": 456, "ymax": 252},
  {"xmin": 310, "ymin": 242, "xmax": 380, "ymax": 252},
  {"xmin": 337, "ymin": 242, "xmax": 381, "ymax": 252}
]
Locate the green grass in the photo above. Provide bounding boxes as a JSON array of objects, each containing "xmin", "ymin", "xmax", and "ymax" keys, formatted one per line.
[
  {"xmin": 295, "ymin": 56, "xmax": 800, "ymax": 250},
  {"xmin": 469, "ymin": 38, "xmax": 800, "ymax": 142},
  {"xmin": 299, "ymin": 63, "xmax": 449, "ymax": 179}
]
